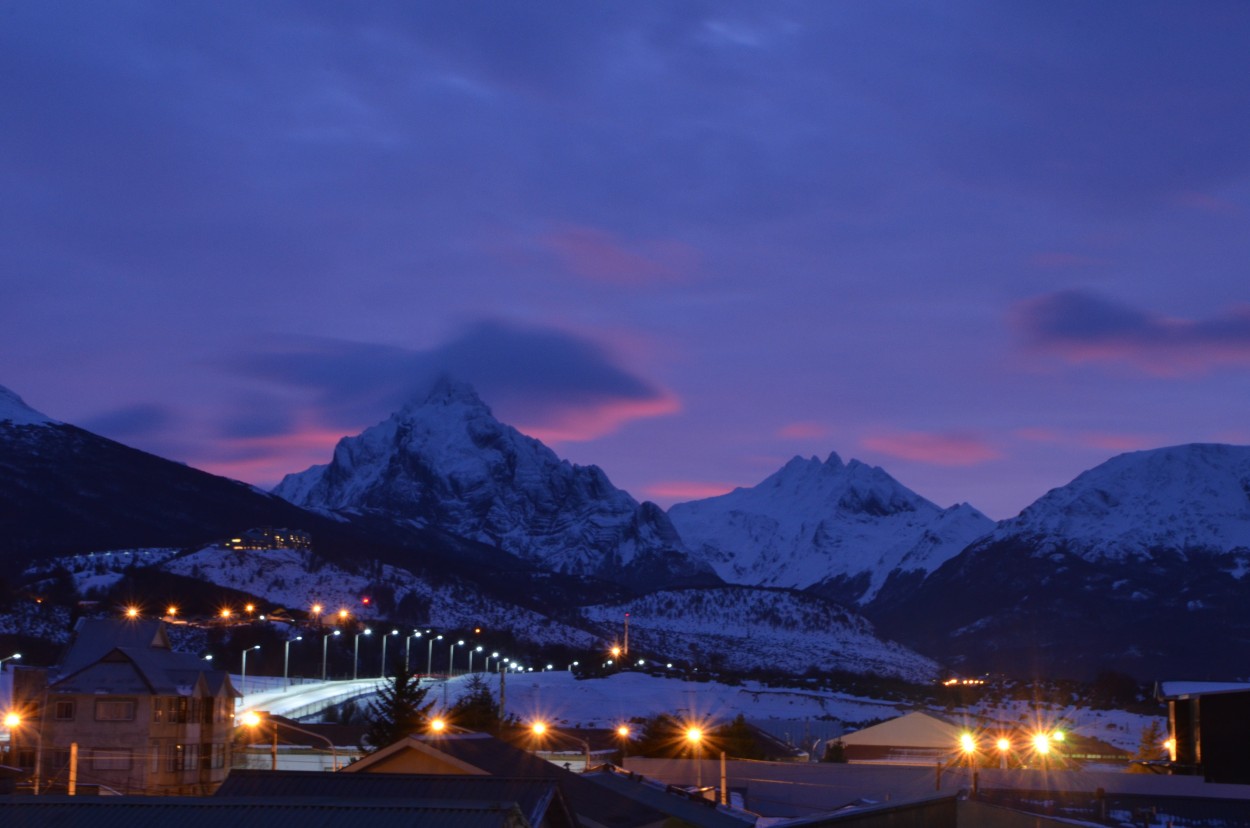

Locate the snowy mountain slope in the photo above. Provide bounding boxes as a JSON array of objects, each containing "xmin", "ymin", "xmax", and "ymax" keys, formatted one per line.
[
  {"xmin": 0, "ymin": 385, "xmax": 58, "ymax": 426},
  {"xmin": 161, "ymin": 545, "xmax": 600, "ymax": 648},
  {"xmin": 668, "ymin": 453, "xmax": 994, "ymax": 604},
  {"xmin": 982, "ymin": 443, "xmax": 1250, "ymax": 561},
  {"xmin": 274, "ymin": 378, "xmax": 715, "ymax": 590},
  {"xmin": 581, "ymin": 586, "xmax": 940, "ymax": 681},
  {"xmin": 869, "ymin": 444, "xmax": 1250, "ymax": 679}
]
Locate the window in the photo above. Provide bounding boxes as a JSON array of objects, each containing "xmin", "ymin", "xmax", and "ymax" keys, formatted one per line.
[
  {"xmin": 95, "ymin": 699, "xmax": 136, "ymax": 721},
  {"xmin": 167, "ymin": 743, "xmax": 186, "ymax": 772},
  {"xmin": 50, "ymin": 750, "xmax": 72, "ymax": 771},
  {"xmin": 91, "ymin": 749, "xmax": 132, "ymax": 770},
  {"xmin": 53, "ymin": 700, "xmax": 76, "ymax": 720},
  {"xmin": 149, "ymin": 741, "xmax": 162, "ymax": 774}
]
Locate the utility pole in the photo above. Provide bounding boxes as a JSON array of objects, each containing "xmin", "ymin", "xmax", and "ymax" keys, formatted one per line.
[{"xmin": 623, "ymin": 613, "xmax": 629, "ymax": 657}]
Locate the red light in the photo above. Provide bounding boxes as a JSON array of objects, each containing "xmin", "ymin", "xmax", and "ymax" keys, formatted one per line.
[{"xmin": 361, "ymin": 597, "xmax": 370, "ymax": 605}]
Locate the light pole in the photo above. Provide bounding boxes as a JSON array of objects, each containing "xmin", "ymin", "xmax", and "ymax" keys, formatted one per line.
[
  {"xmin": 353, "ymin": 628, "xmax": 372, "ymax": 680},
  {"xmin": 321, "ymin": 630, "xmax": 340, "ymax": 680},
  {"xmin": 406, "ymin": 631, "xmax": 422, "ymax": 674},
  {"xmin": 240, "ymin": 645, "xmax": 260, "ymax": 696},
  {"xmin": 486, "ymin": 652, "xmax": 499, "ymax": 672},
  {"xmin": 428, "ymin": 635, "xmax": 443, "ymax": 675},
  {"xmin": 4, "ymin": 712, "xmax": 43, "ymax": 794},
  {"xmin": 0, "ymin": 652, "xmax": 20, "ymax": 671},
  {"xmin": 468, "ymin": 645, "xmax": 483, "ymax": 673},
  {"xmin": 449, "ymin": 639, "xmax": 465, "ymax": 676},
  {"xmin": 996, "ymin": 737, "xmax": 1010, "ymax": 770},
  {"xmin": 241, "ymin": 710, "xmax": 340, "ymax": 771},
  {"xmin": 686, "ymin": 728, "xmax": 703, "ymax": 787},
  {"xmin": 283, "ymin": 636, "xmax": 303, "ymax": 685},
  {"xmin": 532, "ymin": 721, "xmax": 592, "ymax": 773},
  {"xmin": 380, "ymin": 629, "xmax": 398, "ymax": 678}
]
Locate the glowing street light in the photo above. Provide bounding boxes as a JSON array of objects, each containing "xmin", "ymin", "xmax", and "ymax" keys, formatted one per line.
[
  {"xmin": 321, "ymin": 630, "xmax": 340, "ymax": 680},
  {"xmin": 686, "ymin": 727, "xmax": 704, "ymax": 787},
  {"xmin": 353, "ymin": 628, "xmax": 372, "ymax": 680},
  {"xmin": 125, "ymin": 606, "xmax": 140, "ymax": 619},
  {"xmin": 0, "ymin": 652, "xmax": 21, "ymax": 672},
  {"xmin": 1032, "ymin": 732, "xmax": 1052, "ymax": 756},
  {"xmin": 406, "ymin": 631, "xmax": 422, "ymax": 675},
  {"xmin": 486, "ymin": 651, "xmax": 500, "ymax": 672},
  {"xmin": 532, "ymin": 721, "xmax": 592, "ymax": 772},
  {"xmin": 283, "ymin": 636, "xmax": 303, "ymax": 684},
  {"xmin": 469, "ymin": 645, "xmax": 484, "ymax": 673},
  {"xmin": 240, "ymin": 709, "xmax": 339, "ymax": 770},
  {"xmin": 428, "ymin": 635, "xmax": 443, "ymax": 675},
  {"xmin": 996, "ymin": 737, "xmax": 1011, "ymax": 769},
  {"xmin": 240, "ymin": 645, "xmax": 261, "ymax": 695},
  {"xmin": 449, "ymin": 639, "xmax": 465, "ymax": 676},
  {"xmin": 617, "ymin": 724, "xmax": 631, "ymax": 758},
  {"xmin": 166, "ymin": 605, "xmax": 178, "ymax": 618},
  {"xmin": 430, "ymin": 717, "xmax": 447, "ymax": 733},
  {"xmin": 380, "ymin": 629, "xmax": 399, "ymax": 678},
  {"xmin": 4, "ymin": 711, "xmax": 43, "ymax": 793}
]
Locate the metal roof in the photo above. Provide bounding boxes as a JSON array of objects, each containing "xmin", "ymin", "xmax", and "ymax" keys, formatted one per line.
[
  {"xmin": 216, "ymin": 769, "xmax": 578, "ymax": 828},
  {"xmin": 0, "ymin": 796, "xmax": 530, "ymax": 828},
  {"xmin": 585, "ymin": 767, "xmax": 756, "ymax": 828}
]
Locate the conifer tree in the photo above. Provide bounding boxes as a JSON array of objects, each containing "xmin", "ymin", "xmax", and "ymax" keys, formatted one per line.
[{"xmin": 361, "ymin": 659, "xmax": 433, "ymax": 752}]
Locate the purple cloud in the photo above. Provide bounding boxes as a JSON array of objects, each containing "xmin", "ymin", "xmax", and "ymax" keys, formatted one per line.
[{"xmin": 1013, "ymin": 290, "xmax": 1250, "ymax": 374}]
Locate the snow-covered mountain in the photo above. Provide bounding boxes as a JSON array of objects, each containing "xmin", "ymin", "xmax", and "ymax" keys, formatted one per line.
[
  {"xmin": 870, "ymin": 444, "xmax": 1250, "ymax": 679},
  {"xmin": 0, "ymin": 385, "xmax": 59, "ymax": 426},
  {"xmin": 582, "ymin": 586, "xmax": 939, "ymax": 681},
  {"xmin": 668, "ymin": 453, "xmax": 994, "ymax": 605},
  {"xmin": 274, "ymin": 378, "xmax": 716, "ymax": 590},
  {"xmin": 982, "ymin": 443, "xmax": 1250, "ymax": 561}
]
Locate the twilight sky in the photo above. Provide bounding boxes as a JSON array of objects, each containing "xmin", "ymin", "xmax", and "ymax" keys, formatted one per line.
[{"xmin": 4, "ymin": 2, "xmax": 1250, "ymax": 520}]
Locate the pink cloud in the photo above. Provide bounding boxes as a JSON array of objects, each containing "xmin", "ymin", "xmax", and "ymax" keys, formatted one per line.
[
  {"xmin": 194, "ymin": 427, "xmax": 347, "ymax": 487},
  {"xmin": 861, "ymin": 431, "xmax": 1003, "ymax": 467},
  {"xmin": 1012, "ymin": 290, "xmax": 1250, "ymax": 375},
  {"xmin": 643, "ymin": 481, "xmax": 737, "ymax": 502},
  {"xmin": 539, "ymin": 224, "xmax": 700, "ymax": 286},
  {"xmin": 1013, "ymin": 427, "xmax": 1160, "ymax": 452},
  {"xmin": 514, "ymin": 393, "xmax": 681, "ymax": 444},
  {"xmin": 777, "ymin": 420, "xmax": 830, "ymax": 440}
]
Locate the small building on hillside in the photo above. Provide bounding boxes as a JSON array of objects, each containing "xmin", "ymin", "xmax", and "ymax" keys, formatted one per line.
[
  {"xmin": 225, "ymin": 526, "xmax": 312, "ymax": 551},
  {"xmin": 1157, "ymin": 680, "xmax": 1250, "ymax": 784},
  {"xmin": 7, "ymin": 618, "xmax": 238, "ymax": 795}
]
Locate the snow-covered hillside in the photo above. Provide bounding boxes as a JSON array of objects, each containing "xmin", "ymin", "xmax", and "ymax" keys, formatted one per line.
[
  {"xmin": 0, "ymin": 384, "xmax": 57, "ymax": 426},
  {"xmin": 669, "ymin": 453, "xmax": 993, "ymax": 604},
  {"xmin": 984, "ymin": 443, "xmax": 1250, "ymax": 561},
  {"xmin": 160, "ymin": 546, "xmax": 598, "ymax": 648},
  {"xmin": 274, "ymin": 378, "xmax": 712, "ymax": 589},
  {"xmin": 582, "ymin": 586, "xmax": 939, "ymax": 682}
]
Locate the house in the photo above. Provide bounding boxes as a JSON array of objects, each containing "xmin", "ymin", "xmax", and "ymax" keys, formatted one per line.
[
  {"xmin": 342, "ymin": 732, "xmax": 676, "ymax": 828},
  {"xmin": 217, "ymin": 768, "xmax": 579, "ymax": 828},
  {"xmin": 1156, "ymin": 680, "xmax": 1250, "ymax": 784},
  {"xmin": 6, "ymin": 618, "xmax": 238, "ymax": 795},
  {"xmin": 835, "ymin": 711, "xmax": 967, "ymax": 764}
]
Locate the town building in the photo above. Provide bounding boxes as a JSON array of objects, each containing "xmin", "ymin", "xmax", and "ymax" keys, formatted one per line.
[
  {"xmin": 1157, "ymin": 680, "xmax": 1250, "ymax": 784},
  {"xmin": 6, "ymin": 618, "xmax": 238, "ymax": 795},
  {"xmin": 224, "ymin": 526, "xmax": 312, "ymax": 551}
]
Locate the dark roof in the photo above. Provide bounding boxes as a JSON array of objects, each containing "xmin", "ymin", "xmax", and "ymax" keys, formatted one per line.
[
  {"xmin": 217, "ymin": 770, "xmax": 578, "ymax": 828},
  {"xmin": 0, "ymin": 796, "xmax": 530, "ymax": 828},
  {"xmin": 49, "ymin": 619, "xmax": 236, "ymax": 698},
  {"xmin": 369, "ymin": 734, "xmax": 669, "ymax": 828},
  {"xmin": 586, "ymin": 767, "xmax": 756, "ymax": 828}
]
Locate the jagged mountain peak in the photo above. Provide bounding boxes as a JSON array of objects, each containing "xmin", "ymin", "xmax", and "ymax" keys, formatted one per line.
[
  {"xmin": 668, "ymin": 450, "xmax": 994, "ymax": 604},
  {"xmin": 989, "ymin": 442, "xmax": 1250, "ymax": 560},
  {"xmin": 0, "ymin": 384, "xmax": 58, "ymax": 426},
  {"xmin": 274, "ymin": 380, "xmax": 714, "ymax": 589}
]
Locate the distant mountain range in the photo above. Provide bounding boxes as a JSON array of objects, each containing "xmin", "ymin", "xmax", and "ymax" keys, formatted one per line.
[{"xmin": 6, "ymin": 380, "xmax": 1250, "ymax": 680}]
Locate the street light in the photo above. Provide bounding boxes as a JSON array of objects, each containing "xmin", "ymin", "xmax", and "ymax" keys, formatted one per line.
[
  {"xmin": 449, "ymin": 639, "xmax": 465, "ymax": 676},
  {"xmin": 406, "ymin": 631, "xmax": 422, "ymax": 674},
  {"xmin": 241, "ymin": 645, "xmax": 261, "ymax": 695},
  {"xmin": 428, "ymin": 635, "xmax": 443, "ymax": 675},
  {"xmin": 686, "ymin": 727, "xmax": 704, "ymax": 787},
  {"xmin": 4, "ymin": 711, "xmax": 43, "ymax": 794},
  {"xmin": 353, "ymin": 628, "xmax": 372, "ymax": 680},
  {"xmin": 0, "ymin": 653, "xmax": 20, "ymax": 672},
  {"xmin": 380, "ymin": 629, "xmax": 399, "ymax": 678},
  {"xmin": 468, "ymin": 646, "xmax": 483, "ymax": 673},
  {"xmin": 322, "ymin": 630, "xmax": 340, "ymax": 680},
  {"xmin": 240, "ymin": 710, "xmax": 339, "ymax": 771},
  {"xmin": 531, "ymin": 721, "xmax": 592, "ymax": 773},
  {"xmin": 486, "ymin": 652, "xmax": 500, "ymax": 672},
  {"xmin": 996, "ymin": 737, "xmax": 1011, "ymax": 769},
  {"xmin": 283, "ymin": 636, "xmax": 303, "ymax": 684},
  {"xmin": 617, "ymin": 724, "xmax": 631, "ymax": 759}
]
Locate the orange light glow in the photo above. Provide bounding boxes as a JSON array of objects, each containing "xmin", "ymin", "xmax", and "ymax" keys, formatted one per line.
[
  {"xmin": 220, "ymin": 608, "xmax": 232, "ymax": 619},
  {"xmin": 311, "ymin": 604, "xmax": 323, "ymax": 615},
  {"xmin": 686, "ymin": 728, "xmax": 703, "ymax": 744},
  {"xmin": 959, "ymin": 733, "xmax": 976, "ymax": 754},
  {"xmin": 4, "ymin": 712, "xmax": 21, "ymax": 728},
  {"xmin": 532, "ymin": 722, "xmax": 547, "ymax": 736},
  {"xmin": 996, "ymin": 738, "xmax": 1011, "ymax": 752},
  {"xmin": 617, "ymin": 725, "xmax": 630, "ymax": 738},
  {"xmin": 430, "ymin": 718, "xmax": 446, "ymax": 732},
  {"xmin": 125, "ymin": 606, "xmax": 139, "ymax": 619}
]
